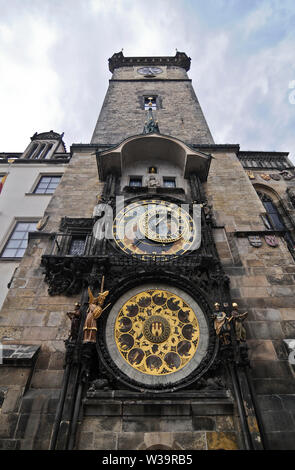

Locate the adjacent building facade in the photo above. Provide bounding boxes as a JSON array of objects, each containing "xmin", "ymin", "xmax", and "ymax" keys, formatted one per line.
[
  {"xmin": 0, "ymin": 52, "xmax": 295, "ymax": 451},
  {"xmin": 0, "ymin": 131, "xmax": 69, "ymax": 309}
]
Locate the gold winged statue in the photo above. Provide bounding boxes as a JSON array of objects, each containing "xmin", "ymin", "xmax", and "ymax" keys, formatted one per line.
[{"xmin": 83, "ymin": 277, "xmax": 110, "ymax": 343}]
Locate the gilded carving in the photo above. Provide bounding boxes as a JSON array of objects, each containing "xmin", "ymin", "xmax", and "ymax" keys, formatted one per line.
[
  {"xmin": 114, "ymin": 289, "xmax": 200, "ymax": 375},
  {"xmin": 83, "ymin": 278, "xmax": 110, "ymax": 343}
]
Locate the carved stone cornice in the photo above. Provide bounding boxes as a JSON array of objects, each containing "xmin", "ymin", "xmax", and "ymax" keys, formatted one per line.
[
  {"xmin": 31, "ymin": 130, "xmax": 64, "ymax": 141},
  {"xmin": 59, "ymin": 217, "xmax": 94, "ymax": 232},
  {"xmin": 108, "ymin": 51, "xmax": 191, "ymax": 72}
]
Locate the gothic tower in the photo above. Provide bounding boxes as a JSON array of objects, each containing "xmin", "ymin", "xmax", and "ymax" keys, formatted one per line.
[{"xmin": 0, "ymin": 52, "xmax": 295, "ymax": 451}]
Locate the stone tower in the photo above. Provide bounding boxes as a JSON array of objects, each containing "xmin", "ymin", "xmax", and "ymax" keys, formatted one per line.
[
  {"xmin": 0, "ymin": 52, "xmax": 295, "ymax": 451},
  {"xmin": 91, "ymin": 51, "xmax": 214, "ymax": 145}
]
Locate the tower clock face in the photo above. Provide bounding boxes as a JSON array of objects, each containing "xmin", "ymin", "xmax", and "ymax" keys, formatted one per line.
[
  {"xmin": 112, "ymin": 199, "xmax": 196, "ymax": 259},
  {"xmin": 137, "ymin": 66, "xmax": 163, "ymax": 76},
  {"xmin": 102, "ymin": 284, "xmax": 210, "ymax": 390}
]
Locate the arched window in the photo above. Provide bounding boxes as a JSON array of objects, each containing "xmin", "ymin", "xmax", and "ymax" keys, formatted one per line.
[
  {"xmin": 42, "ymin": 143, "xmax": 53, "ymax": 159},
  {"xmin": 26, "ymin": 143, "xmax": 38, "ymax": 159},
  {"xmin": 34, "ymin": 144, "xmax": 46, "ymax": 159},
  {"xmin": 257, "ymin": 192, "xmax": 285, "ymax": 230}
]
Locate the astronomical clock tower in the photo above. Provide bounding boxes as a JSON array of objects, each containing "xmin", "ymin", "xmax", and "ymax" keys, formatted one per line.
[
  {"xmin": 65, "ymin": 52, "xmax": 261, "ymax": 450},
  {"xmin": 1, "ymin": 52, "xmax": 295, "ymax": 451}
]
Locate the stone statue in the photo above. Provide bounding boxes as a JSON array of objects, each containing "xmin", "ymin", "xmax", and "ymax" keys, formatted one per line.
[
  {"xmin": 66, "ymin": 302, "xmax": 81, "ymax": 341},
  {"xmin": 230, "ymin": 303, "xmax": 248, "ymax": 342},
  {"xmin": 146, "ymin": 174, "xmax": 160, "ymax": 188},
  {"xmin": 83, "ymin": 278, "xmax": 110, "ymax": 343},
  {"xmin": 213, "ymin": 302, "xmax": 231, "ymax": 345}
]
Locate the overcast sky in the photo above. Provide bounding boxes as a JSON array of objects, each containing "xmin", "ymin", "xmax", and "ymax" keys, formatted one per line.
[{"xmin": 1, "ymin": 0, "xmax": 295, "ymax": 162}]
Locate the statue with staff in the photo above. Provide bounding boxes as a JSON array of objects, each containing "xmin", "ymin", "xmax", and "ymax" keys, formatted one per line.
[{"xmin": 83, "ymin": 276, "xmax": 110, "ymax": 343}]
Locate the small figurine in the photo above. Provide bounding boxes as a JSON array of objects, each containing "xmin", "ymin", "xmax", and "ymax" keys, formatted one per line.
[
  {"xmin": 66, "ymin": 302, "xmax": 81, "ymax": 341},
  {"xmin": 213, "ymin": 302, "xmax": 231, "ymax": 345},
  {"xmin": 83, "ymin": 277, "xmax": 110, "ymax": 343},
  {"xmin": 146, "ymin": 174, "xmax": 160, "ymax": 188},
  {"xmin": 230, "ymin": 302, "xmax": 248, "ymax": 342}
]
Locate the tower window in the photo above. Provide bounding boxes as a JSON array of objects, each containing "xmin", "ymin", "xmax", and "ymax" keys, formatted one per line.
[
  {"xmin": 144, "ymin": 97, "xmax": 157, "ymax": 110},
  {"xmin": 163, "ymin": 177, "xmax": 176, "ymax": 188},
  {"xmin": 34, "ymin": 175, "xmax": 62, "ymax": 194},
  {"xmin": 1, "ymin": 221, "xmax": 37, "ymax": 258},
  {"xmin": 129, "ymin": 177, "xmax": 142, "ymax": 187},
  {"xmin": 258, "ymin": 192, "xmax": 285, "ymax": 231}
]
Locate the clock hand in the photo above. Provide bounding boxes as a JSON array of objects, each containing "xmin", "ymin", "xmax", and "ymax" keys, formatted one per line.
[{"xmin": 155, "ymin": 214, "xmax": 166, "ymax": 228}]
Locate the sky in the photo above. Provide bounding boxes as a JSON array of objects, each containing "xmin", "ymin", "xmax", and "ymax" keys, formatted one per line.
[{"xmin": 0, "ymin": 0, "xmax": 295, "ymax": 162}]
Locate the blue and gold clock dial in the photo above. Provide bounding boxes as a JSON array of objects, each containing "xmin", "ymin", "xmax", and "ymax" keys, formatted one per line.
[{"xmin": 112, "ymin": 199, "xmax": 196, "ymax": 259}]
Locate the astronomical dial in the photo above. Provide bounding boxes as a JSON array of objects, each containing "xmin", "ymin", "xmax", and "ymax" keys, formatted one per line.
[
  {"xmin": 101, "ymin": 284, "xmax": 211, "ymax": 390},
  {"xmin": 114, "ymin": 289, "xmax": 200, "ymax": 376},
  {"xmin": 112, "ymin": 199, "xmax": 196, "ymax": 259},
  {"xmin": 137, "ymin": 66, "xmax": 163, "ymax": 76}
]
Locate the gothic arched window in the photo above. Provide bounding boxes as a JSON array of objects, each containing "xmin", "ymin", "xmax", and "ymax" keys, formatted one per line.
[{"xmin": 257, "ymin": 192, "xmax": 285, "ymax": 231}]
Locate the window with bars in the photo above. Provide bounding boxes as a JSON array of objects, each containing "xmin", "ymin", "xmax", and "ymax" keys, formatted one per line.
[
  {"xmin": 68, "ymin": 236, "xmax": 86, "ymax": 256},
  {"xmin": 34, "ymin": 175, "xmax": 62, "ymax": 194},
  {"xmin": 1, "ymin": 222, "xmax": 37, "ymax": 258}
]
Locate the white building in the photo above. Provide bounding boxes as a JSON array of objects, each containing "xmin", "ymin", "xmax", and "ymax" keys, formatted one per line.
[{"xmin": 0, "ymin": 131, "xmax": 70, "ymax": 308}]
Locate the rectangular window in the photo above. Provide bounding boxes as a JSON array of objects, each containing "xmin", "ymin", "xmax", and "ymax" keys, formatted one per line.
[
  {"xmin": 144, "ymin": 97, "xmax": 157, "ymax": 110},
  {"xmin": 1, "ymin": 222, "xmax": 37, "ymax": 258},
  {"xmin": 68, "ymin": 236, "xmax": 86, "ymax": 256},
  {"xmin": 34, "ymin": 175, "xmax": 62, "ymax": 194},
  {"xmin": 163, "ymin": 177, "xmax": 176, "ymax": 188},
  {"xmin": 129, "ymin": 177, "xmax": 142, "ymax": 187}
]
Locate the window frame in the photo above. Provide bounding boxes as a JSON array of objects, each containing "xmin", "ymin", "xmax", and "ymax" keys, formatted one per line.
[
  {"xmin": 0, "ymin": 219, "xmax": 38, "ymax": 260},
  {"xmin": 163, "ymin": 177, "xmax": 176, "ymax": 188},
  {"xmin": 141, "ymin": 95, "xmax": 161, "ymax": 110},
  {"xmin": 29, "ymin": 173, "xmax": 63, "ymax": 195},
  {"xmin": 129, "ymin": 176, "xmax": 143, "ymax": 188}
]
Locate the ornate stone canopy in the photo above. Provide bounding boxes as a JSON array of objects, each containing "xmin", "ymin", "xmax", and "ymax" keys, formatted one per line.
[{"xmin": 97, "ymin": 133, "xmax": 212, "ymax": 182}]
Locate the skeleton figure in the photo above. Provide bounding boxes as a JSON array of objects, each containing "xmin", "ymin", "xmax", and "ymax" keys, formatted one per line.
[
  {"xmin": 83, "ymin": 285, "xmax": 109, "ymax": 343},
  {"xmin": 66, "ymin": 302, "xmax": 81, "ymax": 341},
  {"xmin": 230, "ymin": 303, "xmax": 248, "ymax": 342}
]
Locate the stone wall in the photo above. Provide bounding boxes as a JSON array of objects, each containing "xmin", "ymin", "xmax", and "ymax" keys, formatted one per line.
[
  {"xmin": 76, "ymin": 392, "xmax": 240, "ymax": 451},
  {"xmin": 91, "ymin": 66, "xmax": 214, "ymax": 146},
  {"xmin": 0, "ymin": 150, "xmax": 103, "ymax": 449},
  {"xmin": 208, "ymin": 150, "xmax": 295, "ymax": 449}
]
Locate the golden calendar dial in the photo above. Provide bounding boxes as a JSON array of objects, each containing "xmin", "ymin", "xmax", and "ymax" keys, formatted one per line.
[
  {"xmin": 114, "ymin": 289, "xmax": 199, "ymax": 376},
  {"xmin": 112, "ymin": 199, "xmax": 196, "ymax": 259}
]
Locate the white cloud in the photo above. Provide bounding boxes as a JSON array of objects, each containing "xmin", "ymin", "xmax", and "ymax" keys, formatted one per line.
[
  {"xmin": 0, "ymin": 0, "xmax": 294, "ymax": 165},
  {"xmin": 242, "ymin": 2, "xmax": 273, "ymax": 36},
  {"xmin": 0, "ymin": 13, "xmax": 62, "ymax": 151}
]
